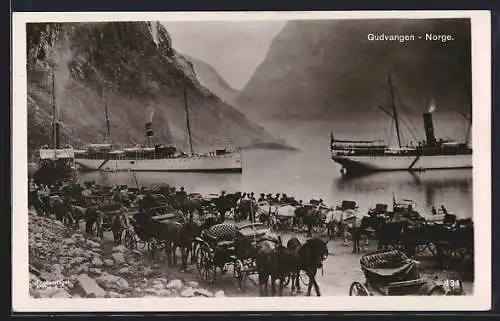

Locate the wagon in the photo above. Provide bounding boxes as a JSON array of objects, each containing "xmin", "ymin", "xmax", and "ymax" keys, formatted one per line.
[
  {"xmin": 124, "ymin": 212, "xmax": 179, "ymax": 251},
  {"xmin": 194, "ymin": 222, "xmax": 272, "ymax": 291},
  {"xmin": 271, "ymin": 205, "xmax": 296, "ymax": 232},
  {"xmin": 349, "ymin": 249, "xmax": 465, "ymax": 296},
  {"xmin": 94, "ymin": 207, "xmax": 121, "ymax": 238}
]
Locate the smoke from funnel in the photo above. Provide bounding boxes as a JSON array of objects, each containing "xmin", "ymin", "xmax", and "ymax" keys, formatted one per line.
[
  {"xmin": 150, "ymin": 110, "xmax": 155, "ymax": 122},
  {"xmin": 428, "ymin": 98, "xmax": 436, "ymax": 113},
  {"xmin": 50, "ymin": 42, "xmax": 73, "ymax": 120}
]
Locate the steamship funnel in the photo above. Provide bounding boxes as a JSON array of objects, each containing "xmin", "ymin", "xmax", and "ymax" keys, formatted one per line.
[{"xmin": 422, "ymin": 112, "xmax": 436, "ymax": 147}]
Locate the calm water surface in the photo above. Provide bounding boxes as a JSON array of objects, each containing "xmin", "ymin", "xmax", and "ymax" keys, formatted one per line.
[
  {"xmin": 77, "ymin": 119, "xmax": 473, "ymax": 218},
  {"xmin": 77, "ymin": 149, "xmax": 472, "ymax": 219}
]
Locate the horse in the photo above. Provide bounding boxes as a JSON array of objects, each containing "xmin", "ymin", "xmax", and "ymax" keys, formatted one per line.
[
  {"xmin": 111, "ymin": 213, "xmax": 128, "ymax": 246},
  {"xmin": 234, "ymin": 199, "xmax": 258, "ymax": 222},
  {"xmin": 66, "ymin": 204, "xmax": 87, "ymax": 229},
  {"xmin": 374, "ymin": 219, "xmax": 412, "ymax": 252},
  {"xmin": 84, "ymin": 206, "xmax": 103, "ymax": 236},
  {"xmin": 287, "ymin": 236, "xmax": 329, "ymax": 296},
  {"xmin": 173, "ymin": 216, "xmax": 219, "ymax": 271},
  {"xmin": 255, "ymin": 238, "xmax": 290, "ymax": 296},
  {"xmin": 146, "ymin": 216, "xmax": 185, "ymax": 264},
  {"xmin": 214, "ymin": 192, "xmax": 241, "ymax": 222}
]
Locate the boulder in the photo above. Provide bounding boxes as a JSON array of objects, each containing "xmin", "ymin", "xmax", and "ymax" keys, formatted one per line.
[
  {"xmin": 86, "ymin": 240, "xmax": 100, "ymax": 248},
  {"xmin": 95, "ymin": 274, "xmax": 130, "ymax": 292},
  {"xmin": 76, "ymin": 274, "xmax": 105, "ymax": 298},
  {"xmin": 51, "ymin": 289, "xmax": 72, "ymax": 298},
  {"xmin": 103, "ymin": 259, "xmax": 114, "ymax": 267},
  {"xmin": 89, "ymin": 268, "xmax": 102, "ymax": 276},
  {"xmin": 194, "ymin": 288, "xmax": 213, "ymax": 297},
  {"xmin": 105, "ymin": 291, "xmax": 122, "ymax": 298},
  {"xmin": 214, "ymin": 290, "xmax": 226, "ymax": 297},
  {"xmin": 62, "ymin": 238, "xmax": 76, "ymax": 245},
  {"xmin": 141, "ymin": 267, "xmax": 154, "ymax": 277},
  {"xmin": 157, "ymin": 289, "xmax": 172, "ymax": 297},
  {"xmin": 112, "ymin": 245, "xmax": 127, "ymax": 253},
  {"xmin": 91, "ymin": 257, "xmax": 103, "ymax": 267},
  {"xmin": 166, "ymin": 279, "xmax": 183, "ymax": 290},
  {"xmin": 112, "ymin": 253, "xmax": 125, "ymax": 264},
  {"xmin": 180, "ymin": 287, "xmax": 195, "ymax": 298},
  {"xmin": 186, "ymin": 281, "xmax": 199, "ymax": 288},
  {"xmin": 152, "ymin": 282, "xmax": 164, "ymax": 291},
  {"xmin": 117, "ymin": 267, "xmax": 131, "ymax": 276},
  {"xmin": 33, "ymin": 287, "xmax": 60, "ymax": 298}
]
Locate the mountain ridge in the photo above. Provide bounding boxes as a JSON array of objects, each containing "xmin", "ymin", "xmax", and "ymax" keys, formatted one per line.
[
  {"xmin": 181, "ymin": 53, "xmax": 240, "ymax": 105},
  {"xmin": 237, "ymin": 19, "xmax": 472, "ymax": 122},
  {"xmin": 26, "ymin": 22, "xmax": 291, "ymax": 156}
]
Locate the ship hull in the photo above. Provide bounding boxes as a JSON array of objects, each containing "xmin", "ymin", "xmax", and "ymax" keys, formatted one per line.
[
  {"xmin": 76, "ymin": 153, "xmax": 243, "ymax": 173},
  {"xmin": 332, "ymin": 154, "xmax": 472, "ymax": 174}
]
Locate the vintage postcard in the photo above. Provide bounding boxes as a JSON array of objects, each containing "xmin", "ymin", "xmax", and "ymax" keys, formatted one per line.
[{"xmin": 12, "ymin": 11, "xmax": 491, "ymax": 312}]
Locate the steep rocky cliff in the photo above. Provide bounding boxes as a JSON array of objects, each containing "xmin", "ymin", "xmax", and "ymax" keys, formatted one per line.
[
  {"xmin": 237, "ymin": 19, "xmax": 472, "ymax": 122},
  {"xmin": 27, "ymin": 22, "xmax": 282, "ymax": 154},
  {"xmin": 182, "ymin": 54, "xmax": 239, "ymax": 105}
]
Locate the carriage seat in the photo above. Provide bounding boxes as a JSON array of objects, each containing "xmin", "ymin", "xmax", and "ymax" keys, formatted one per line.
[
  {"xmin": 216, "ymin": 240, "xmax": 235, "ymax": 248},
  {"xmin": 201, "ymin": 223, "xmax": 239, "ymax": 248}
]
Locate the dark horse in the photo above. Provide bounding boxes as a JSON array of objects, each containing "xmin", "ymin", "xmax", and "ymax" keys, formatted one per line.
[
  {"xmin": 255, "ymin": 238, "xmax": 289, "ymax": 296},
  {"xmin": 214, "ymin": 192, "xmax": 241, "ymax": 222},
  {"xmin": 234, "ymin": 199, "xmax": 258, "ymax": 223},
  {"xmin": 255, "ymin": 236, "xmax": 329, "ymax": 296},
  {"xmin": 287, "ymin": 237, "xmax": 329, "ymax": 296}
]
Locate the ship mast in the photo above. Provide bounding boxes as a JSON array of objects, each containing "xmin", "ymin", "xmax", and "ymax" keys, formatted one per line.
[
  {"xmin": 388, "ymin": 75, "xmax": 402, "ymax": 148},
  {"xmin": 103, "ymin": 90, "xmax": 111, "ymax": 144},
  {"xmin": 184, "ymin": 82, "xmax": 194, "ymax": 155},
  {"xmin": 460, "ymin": 112, "xmax": 472, "ymax": 145},
  {"xmin": 51, "ymin": 71, "xmax": 57, "ymax": 157}
]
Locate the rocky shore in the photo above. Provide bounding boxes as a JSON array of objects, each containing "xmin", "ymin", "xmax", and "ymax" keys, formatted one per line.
[{"xmin": 28, "ymin": 210, "xmax": 225, "ymax": 299}]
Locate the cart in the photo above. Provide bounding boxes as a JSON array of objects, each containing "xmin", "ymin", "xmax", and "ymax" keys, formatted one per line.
[
  {"xmin": 194, "ymin": 222, "xmax": 272, "ymax": 291},
  {"xmin": 349, "ymin": 250, "xmax": 465, "ymax": 296}
]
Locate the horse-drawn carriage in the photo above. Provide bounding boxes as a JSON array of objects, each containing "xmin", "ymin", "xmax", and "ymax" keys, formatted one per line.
[
  {"xmin": 349, "ymin": 249, "xmax": 465, "ymax": 296},
  {"xmin": 194, "ymin": 222, "xmax": 273, "ymax": 291},
  {"xmin": 124, "ymin": 211, "xmax": 181, "ymax": 251}
]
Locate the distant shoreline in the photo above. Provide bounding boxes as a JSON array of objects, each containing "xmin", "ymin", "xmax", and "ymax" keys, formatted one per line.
[{"xmin": 240, "ymin": 142, "xmax": 299, "ymax": 152}]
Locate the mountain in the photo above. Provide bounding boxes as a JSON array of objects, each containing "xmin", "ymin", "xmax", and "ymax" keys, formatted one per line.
[
  {"xmin": 182, "ymin": 54, "xmax": 239, "ymax": 105},
  {"xmin": 238, "ymin": 19, "xmax": 472, "ymax": 122},
  {"xmin": 26, "ymin": 22, "xmax": 290, "ymax": 155}
]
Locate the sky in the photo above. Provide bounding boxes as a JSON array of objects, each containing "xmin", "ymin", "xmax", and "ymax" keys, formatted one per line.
[{"xmin": 161, "ymin": 21, "xmax": 286, "ymax": 90}]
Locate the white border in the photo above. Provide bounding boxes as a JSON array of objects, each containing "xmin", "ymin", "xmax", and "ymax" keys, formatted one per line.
[{"xmin": 12, "ymin": 10, "xmax": 491, "ymax": 312}]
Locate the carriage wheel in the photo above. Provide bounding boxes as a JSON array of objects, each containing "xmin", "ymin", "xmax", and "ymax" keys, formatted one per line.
[
  {"xmin": 294, "ymin": 219, "xmax": 305, "ymax": 233},
  {"xmin": 414, "ymin": 243, "xmax": 428, "ymax": 255},
  {"xmin": 349, "ymin": 281, "xmax": 371, "ymax": 296},
  {"xmin": 233, "ymin": 259, "xmax": 248, "ymax": 292},
  {"xmin": 313, "ymin": 223, "xmax": 327, "ymax": 235},
  {"xmin": 390, "ymin": 242, "xmax": 405, "ymax": 251},
  {"xmin": 196, "ymin": 245, "xmax": 216, "ymax": 283},
  {"xmin": 92, "ymin": 219, "xmax": 103, "ymax": 238},
  {"xmin": 124, "ymin": 230, "xmax": 137, "ymax": 249},
  {"xmin": 284, "ymin": 275, "xmax": 291, "ymax": 287},
  {"xmin": 426, "ymin": 242, "xmax": 438, "ymax": 256},
  {"xmin": 428, "ymin": 285, "xmax": 447, "ymax": 296},
  {"xmin": 62, "ymin": 214, "xmax": 72, "ymax": 227}
]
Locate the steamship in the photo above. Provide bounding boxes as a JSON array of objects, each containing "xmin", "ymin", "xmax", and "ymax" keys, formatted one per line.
[
  {"xmin": 330, "ymin": 76, "xmax": 472, "ymax": 175},
  {"xmin": 74, "ymin": 83, "xmax": 243, "ymax": 173}
]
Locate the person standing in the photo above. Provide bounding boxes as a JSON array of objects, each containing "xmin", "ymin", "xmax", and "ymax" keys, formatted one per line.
[
  {"xmin": 217, "ymin": 190, "xmax": 227, "ymax": 222},
  {"xmin": 28, "ymin": 178, "xmax": 38, "ymax": 209}
]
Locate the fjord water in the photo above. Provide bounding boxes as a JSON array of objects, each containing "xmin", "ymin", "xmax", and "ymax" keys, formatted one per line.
[{"xmin": 77, "ymin": 118, "xmax": 473, "ymax": 219}]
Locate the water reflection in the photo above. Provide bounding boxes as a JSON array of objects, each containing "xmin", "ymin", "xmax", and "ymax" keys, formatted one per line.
[
  {"xmin": 333, "ymin": 169, "xmax": 472, "ymax": 218},
  {"xmin": 77, "ymin": 149, "xmax": 473, "ymax": 219}
]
